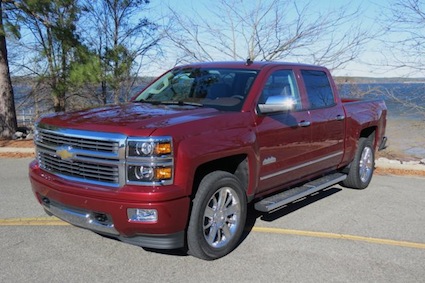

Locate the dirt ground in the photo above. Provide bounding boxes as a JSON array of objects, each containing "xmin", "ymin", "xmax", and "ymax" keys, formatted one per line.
[
  {"xmin": 0, "ymin": 139, "xmax": 34, "ymax": 148},
  {"xmin": 378, "ymin": 118, "xmax": 425, "ymax": 161},
  {"xmin": 0, "ymin": 139, "xmax": 35, "ymax": 158},
  {"xmin": 2, "ymin": 115, "xmax": 425, "ymax": 177}
]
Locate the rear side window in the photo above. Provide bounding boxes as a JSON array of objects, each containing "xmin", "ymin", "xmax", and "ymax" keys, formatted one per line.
[{"xmin": 301, "ymin": 70, "xmax": 335, "ymax": 109}]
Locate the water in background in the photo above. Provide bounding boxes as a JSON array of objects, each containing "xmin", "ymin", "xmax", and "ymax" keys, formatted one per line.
[
  {"xmin": 337, "ymin": 83, "xmax": 425, "ymax": 121},
  {"xmin": 13, "ymin": 82, "xmax": 425, "ymax": 125}
]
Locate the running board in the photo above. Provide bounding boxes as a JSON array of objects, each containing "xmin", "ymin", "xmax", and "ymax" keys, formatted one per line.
[{"xmin": 255, "ymin": 173, "xmax": 347, "ymax": 212}]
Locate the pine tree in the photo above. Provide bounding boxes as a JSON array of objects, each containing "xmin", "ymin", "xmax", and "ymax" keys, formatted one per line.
[{"xmin": 0, "ymin": 3, "xmax": 17, "ymax": 139}]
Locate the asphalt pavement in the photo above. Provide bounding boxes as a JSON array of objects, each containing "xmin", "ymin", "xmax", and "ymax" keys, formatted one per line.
[{"xmin": 1, "ymin": 158, "xmax": 425, "ymax": 282}]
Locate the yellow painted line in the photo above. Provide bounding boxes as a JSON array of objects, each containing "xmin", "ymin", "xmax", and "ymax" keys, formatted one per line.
[
  {"xmin": 0, "ymin": 217, "xmax": 69, "ymax": 226},
  {"xmin": 253, "ymin": 226, "xmax": 425, "ymax": 250},
  {"xmin": 2, "ymin": 218, "xmax": 425, "ymax": 250}
]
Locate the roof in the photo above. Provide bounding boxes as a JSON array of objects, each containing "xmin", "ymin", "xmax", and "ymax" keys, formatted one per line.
[{"xmin": 174, "ymin": 61, "xmax": 323, "ymax": 70}]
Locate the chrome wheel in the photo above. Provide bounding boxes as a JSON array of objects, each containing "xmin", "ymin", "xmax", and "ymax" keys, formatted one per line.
[
  {"xmin": 342, "ymin": 137, "xmax": 375, "ymax": 190},
  {"xmin": 188, "ymin": 171, "xmax": 247, "ymax": 260},
  {"xmin": 203, "ymin": 187, "xmax": 241, "ymax": 248},
  {"xmin": 359, "ymin": 146, "xmax": 373, "ymax": 183}
]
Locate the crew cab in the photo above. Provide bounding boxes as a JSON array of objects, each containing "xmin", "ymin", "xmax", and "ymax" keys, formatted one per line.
[{"xmin": 29, "ymin": 61, "xmax": 387, "ymax": 260}]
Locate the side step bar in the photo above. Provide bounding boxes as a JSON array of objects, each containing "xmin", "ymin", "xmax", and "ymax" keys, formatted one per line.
[{"xmin": 255, "ymin": 173, "xmax": 347, "ymax": 212}]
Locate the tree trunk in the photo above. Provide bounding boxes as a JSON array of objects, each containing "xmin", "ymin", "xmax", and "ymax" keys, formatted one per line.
[
  {"xmin": 0, "ymin": 5, "xmax": 17, "ymax": 139},
  {"xmin": 53, "ymin": 93, "xmax": 66, "ymax": 112},
  {"xmin": 101, "ymin": 80, "xmax": 107, "ymax": 105}
]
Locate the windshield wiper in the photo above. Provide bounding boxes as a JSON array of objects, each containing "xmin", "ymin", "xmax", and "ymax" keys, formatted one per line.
[
  {"xmin": 133, "ymin": 99, "xmax": 161, "ymax": 105},
  {"xmin": 158, "ymin": 101, "xmax": 204, "ymax": 107},
  {"xmin": 134, "ymin": 100, "xmax": 203, "ymax": 107}
]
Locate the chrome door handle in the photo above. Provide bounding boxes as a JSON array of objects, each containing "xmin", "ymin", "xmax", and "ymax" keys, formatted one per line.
[
  {"xmin": 298, "ymin": 121, "xmax": 311, "ymax": 127},
  {"xmin": 336, "ymin": 115, "xmax": 345, "ymax": 121}
]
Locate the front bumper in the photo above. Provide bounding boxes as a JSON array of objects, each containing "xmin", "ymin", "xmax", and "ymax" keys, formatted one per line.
[{"xmin": 29, "ymin": 161, "xmax": 189, "ymax": 250}]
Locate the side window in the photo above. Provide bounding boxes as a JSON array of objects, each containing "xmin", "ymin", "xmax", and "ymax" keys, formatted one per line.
[
  {"xmin": 301, "ymin": 70, "xmax": 335, "ymax": 109},
  {"xmin": 259, "ymin": 70, "xmax": 302, "ymax": 110}
]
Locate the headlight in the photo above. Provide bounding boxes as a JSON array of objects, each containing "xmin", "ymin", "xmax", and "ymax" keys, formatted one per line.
[
  {"xmin": 127, "ymin": 165, "xmax": 172, "ymax": 182},
  {"xmin": 127, "ymin": 138, "xmax": 172, "ymax": 157},
  {"xmin": 126, "ymin": 137, "xmax": 173, "ymax": 185}
]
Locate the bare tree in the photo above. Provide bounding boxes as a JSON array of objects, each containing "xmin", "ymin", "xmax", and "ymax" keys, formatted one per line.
[
  {"xmin": 379, "ymin": 0, "xmax": 425, "ymax": 75},
  {"xmin": 165, "ymin": 0, "xmax": 372, "ymax": 70},
  {"xmin": 81, "ymin": 0, "xmax": 161, "ymax": 104},
  {"xmin": 378, "ymin": 0, "xmax": 425, "ymax": 117}
]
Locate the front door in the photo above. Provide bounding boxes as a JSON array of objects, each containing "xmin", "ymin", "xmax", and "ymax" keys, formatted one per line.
[{"xmin": 255, "ymin": 69, "xmax": 312, "ymax": 193}]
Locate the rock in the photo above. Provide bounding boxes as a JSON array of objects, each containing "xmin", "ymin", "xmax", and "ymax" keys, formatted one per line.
[
  {"xmin": 420, "ymin": 159, "xmax": 425, "ymax": 165},
  {"xmin": 16, "ymin": 127, "xmax": 29, "ymax": 134},
  {"xmin": 377, "ymin": 158, "xmax": 402, "ymax": 164},
  {"xmin": 401, "ymin": 160, "xmax": 420, "ymax": 166},
  {"xmin": 13, "ymin": 131, "xmax": 24, "ymax": 140}
]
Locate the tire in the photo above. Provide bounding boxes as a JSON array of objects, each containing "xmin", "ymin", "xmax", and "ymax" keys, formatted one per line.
[
  {"xmin": 342, "ymin": 137, "xmax": 375, "ymax": 189},
  {"xmin": 187, "ymin": 171, "xmax": 247, "ymax": 260}
]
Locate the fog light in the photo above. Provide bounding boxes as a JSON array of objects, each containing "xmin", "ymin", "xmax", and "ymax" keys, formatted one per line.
[{"xmin": 127, "ymin": 208, "xmax": 158, "ymax": 222}]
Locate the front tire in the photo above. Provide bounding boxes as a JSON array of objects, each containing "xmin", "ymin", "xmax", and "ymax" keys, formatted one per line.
[
  {"xmin": 342, "ymin": 137, "xmax": 375, "ymax": 189},
  {"xmin": 187, "ymin": 171, "xmax": 247, "ymax": 260}
]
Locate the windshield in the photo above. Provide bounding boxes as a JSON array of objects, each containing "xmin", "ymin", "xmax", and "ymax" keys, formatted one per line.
[{"xmin": 134, "ymin": 67, "xmax": 258, "ymax": 111}]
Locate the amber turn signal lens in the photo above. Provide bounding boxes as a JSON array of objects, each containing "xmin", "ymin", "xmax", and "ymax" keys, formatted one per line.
[
  {"xmin": 155, "ymin": 142, "xmax": 172, "ymax": 155},
  {"xmin": 154, "ymin": 167, "xmax": 172, "ymax": 180}
]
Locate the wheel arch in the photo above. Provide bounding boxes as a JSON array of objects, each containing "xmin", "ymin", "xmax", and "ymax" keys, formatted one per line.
[
  {"xmin": 191, "ymin": 154, "xmax": 250, "ymax": 201},
  {"xmin": 342, "ymin": 126, "xmax": 376, "ymax": 174},
  {"xmin": 359, "ymin": 126, "xmax": 377, "ymax": 147}
]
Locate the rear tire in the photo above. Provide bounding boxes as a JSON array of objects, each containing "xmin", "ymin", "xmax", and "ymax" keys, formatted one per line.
[
  {"xmin": 187, "ymin": 171, "xmax": 247, "ymax": 260},
  {"xmin": 342, "ymin": 137, "xmax": 375, "ymax": 189}
]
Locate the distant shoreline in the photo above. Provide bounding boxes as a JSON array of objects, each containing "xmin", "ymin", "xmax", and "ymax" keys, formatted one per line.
[
  {"xmin": 10, "ymin": 75, "xmax": 425, "ymax": 85},
  {"xmin": 334, "ymin": 77, "xmax": 425, "ymax": 84}
]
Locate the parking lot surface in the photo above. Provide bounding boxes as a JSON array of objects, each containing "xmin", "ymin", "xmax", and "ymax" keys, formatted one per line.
[{"xmin": 1, "ymin": 158, "xmax": 425, "ymax": 282}]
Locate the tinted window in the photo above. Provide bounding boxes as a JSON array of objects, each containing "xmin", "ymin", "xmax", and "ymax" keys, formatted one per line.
[
  {"xmin": 259, "ymin": 70, "xmax": 302, "ymax": 110},
  {"xmin": 135, "ymin": 68, "xmax": 258, "ymax": 111},
  {"xmin": 301, "ymin": 70, "xmax": 335, "ymax": 109}
]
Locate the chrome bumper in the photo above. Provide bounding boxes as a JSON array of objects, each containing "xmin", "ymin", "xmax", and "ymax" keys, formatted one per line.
[
  {"xmin": 41, "ymin": 196, "xmax": 119, "ymax": 236},
  {"xmin": 40, "ymin": 196, "xmax": 185, "ymax": 249}
]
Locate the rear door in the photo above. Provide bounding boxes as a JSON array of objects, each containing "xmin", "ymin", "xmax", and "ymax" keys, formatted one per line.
[{"xmin": 299, "ymin": 69, "xmax": 345, "ymax": 173}]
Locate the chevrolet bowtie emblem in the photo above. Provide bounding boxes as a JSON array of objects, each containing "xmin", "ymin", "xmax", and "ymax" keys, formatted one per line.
[{"xmin": 56, "ymin": 146, "xmax": 75, "ymax": 160}]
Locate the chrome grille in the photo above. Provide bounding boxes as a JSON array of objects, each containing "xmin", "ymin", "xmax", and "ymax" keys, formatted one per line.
[
  {"xmin": 38, "ymin": 151, "xmax": 120, "ymax": 184},
  {"xmin": 38, "ymin": 130, "xmax": 119, "ymax": 153},
  {"xmin": 35, "ymin": 125, "xmax": 126, "ymax": 188}
]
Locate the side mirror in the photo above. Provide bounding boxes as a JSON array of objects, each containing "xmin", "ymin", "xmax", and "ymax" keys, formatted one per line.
[{"xmin": 258, "ymin": 96, "xmax": 295, "ymax": 114}]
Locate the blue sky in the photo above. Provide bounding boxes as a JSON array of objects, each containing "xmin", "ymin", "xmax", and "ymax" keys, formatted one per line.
[{"xmin": 146, "ymin": 0, "xmax": 417, "ymax": 78}]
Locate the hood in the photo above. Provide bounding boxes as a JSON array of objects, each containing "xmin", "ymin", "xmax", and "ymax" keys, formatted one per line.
[{"xmin": 40, "ymin": 103, "xmax": 220, "ymax": 136}]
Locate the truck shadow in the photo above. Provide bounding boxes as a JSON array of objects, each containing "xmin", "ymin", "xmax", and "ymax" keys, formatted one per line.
[
  {"xmin": 139, "ymin": 187, "xmax": 342, "ymax": 258},
  {"xmin": 242, "ymin": 187, "xmax": 342, "ymax": 240}
]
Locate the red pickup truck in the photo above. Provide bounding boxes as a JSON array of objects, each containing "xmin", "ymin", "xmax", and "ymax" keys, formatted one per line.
[{"xmin": 29, "ymin": 61, "xmax": 387, "ymax": 260}]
